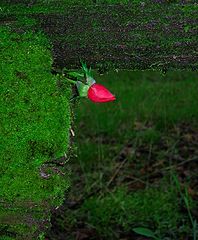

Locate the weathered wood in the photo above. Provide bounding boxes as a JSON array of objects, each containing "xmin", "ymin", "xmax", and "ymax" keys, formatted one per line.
[{"xmin": 35, "ymin": 3, "xmax": 198, "ymax": 71}]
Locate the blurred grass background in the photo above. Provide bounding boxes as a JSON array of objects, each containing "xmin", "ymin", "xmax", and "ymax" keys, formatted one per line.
[
  {"xmin": 47, "ymin": 70, "xmax": 198, "ymax": 240},
  {"xmin": 75, "ymin": 70, "xmax": 198, "ymax": 170}
]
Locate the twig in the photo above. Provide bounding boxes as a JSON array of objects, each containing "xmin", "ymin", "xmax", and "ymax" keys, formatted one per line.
[
  {"xmin": 123, "ymin": 175, "xmax": 147, "ymax": 184},
  {"xmin": 107, "ymin": 157, "xmax": 128, "ymax": 187},
  {"xmin": 107, "ymin": 140, "xmax": 138, "ymax": 187},
  {"xmin": 176, "ymin": 156, "xmax": 198, "ymax": 166},
  {"xmin": 161, "ymin": 156, "xmax": 198, "ymax": 171}
]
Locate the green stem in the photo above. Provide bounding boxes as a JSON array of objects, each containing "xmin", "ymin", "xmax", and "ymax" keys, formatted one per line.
[{"xmin": 64, "ymin": 77, "xmax": 77, "ymax": 84}]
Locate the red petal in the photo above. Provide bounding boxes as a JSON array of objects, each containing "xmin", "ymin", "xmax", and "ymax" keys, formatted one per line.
[{"xmin": 88, "ymin": 83, "xmax": 116, "ymax": 103}]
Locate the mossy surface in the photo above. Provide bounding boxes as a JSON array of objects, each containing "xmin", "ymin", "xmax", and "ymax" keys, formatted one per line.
[
  {"xmin": 38, "ymin": 3, "xmax": 198, "ymax": 70},
  {"xmin": 0, "ymin": 22, "xmax": 71, "ymax": 238},
  {"xmin": 0, "ymin": 1, "xmax": 197, "ymax": 71}
]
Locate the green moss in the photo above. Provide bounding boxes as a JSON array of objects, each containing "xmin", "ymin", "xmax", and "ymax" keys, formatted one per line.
[
  {"xmin": 0, "ymin": 1, "xmax": 147, "ymax": 15},
  {"xmin": 0, "ymin": 24, "xmax": 71, "ymax": 237}
]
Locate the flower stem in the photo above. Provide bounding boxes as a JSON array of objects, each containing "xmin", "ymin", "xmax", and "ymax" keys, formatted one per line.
[{"xmin": 64, "ymin": 77, "xmax": 77, "ymax": 84}]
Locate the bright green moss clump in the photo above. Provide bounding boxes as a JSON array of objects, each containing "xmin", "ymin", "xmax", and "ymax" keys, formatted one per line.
[{"xmin": 0, "ymin": 26, "xmax": 71, "ymax": 238}]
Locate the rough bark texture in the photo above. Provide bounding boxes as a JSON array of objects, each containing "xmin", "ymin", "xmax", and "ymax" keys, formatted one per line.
[{"xmin": 34, "ymin": 2, "xmax": 198, "ymax": 71}]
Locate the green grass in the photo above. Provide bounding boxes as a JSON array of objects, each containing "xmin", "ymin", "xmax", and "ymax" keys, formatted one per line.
[
  {"xmin": 73, "ymin": 70, "xmax": 198, "ymax": 194},
  {"xmin": 80, "ymin": 183, "xmax": 187, "ymax": 239},
  {"xmin": 76, "ymin": 70, "xmax": 198, "ymax": 140},
  {"xmin": 59, "ymin": 70, "xmax": 198, "ymax": 240},
  {"xmin": 73, "ymin": 69, "xmax": 198, "ymax": 188},
  {"xmin": 55, "ymin": 176, "xmax": 196, "ymax": 239}
]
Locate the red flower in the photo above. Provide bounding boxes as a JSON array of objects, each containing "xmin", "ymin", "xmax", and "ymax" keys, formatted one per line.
[{"xmin": 87, "ymin": 83, "xmax": 116, "ymax": 103}]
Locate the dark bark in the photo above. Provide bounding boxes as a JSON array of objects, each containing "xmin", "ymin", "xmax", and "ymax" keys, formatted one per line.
[{"xmin": 35, "ymin": 2, "xmax": 198, "ymax": 71}]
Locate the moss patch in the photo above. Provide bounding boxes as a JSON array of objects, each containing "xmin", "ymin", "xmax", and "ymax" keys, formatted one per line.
[{"xmin": 0, "ymin": 24, "xmax": 71, "ymax": 238}]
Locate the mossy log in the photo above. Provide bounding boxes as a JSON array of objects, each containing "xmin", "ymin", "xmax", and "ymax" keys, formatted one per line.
[
  {"xmin": 0, "ymin": 24, "xmax": 72, "ymax": 239},
  {"xmin": 0, "ymin": 1, "xmax": 197, "ymax": 239},
  {"xmin": 34, "ymin": 2, "xmax": 198, "ymax": 71},
  {"xmin": 1, "ymin": 1, "xmax": 198, "ymax": 70},
  {"xmin": 1, "ymin": 1, "xmax": 197, "ymax": 71}
]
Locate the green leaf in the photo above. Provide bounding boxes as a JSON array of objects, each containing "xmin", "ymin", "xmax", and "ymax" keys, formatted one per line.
[
  {"xmin": 67, "ymin": 71, "xmax": 84, "ymax": 79},
  {"xmin": 132, "ymin": 227, "xmax": 157, "ymax": 239},
  {"xmin": 76, "ymin": 81, "xmax": 89, "ymax": 97},
  {"xmin": 81, "ymin": 60, "xmax": 92, "ymax": 77}
]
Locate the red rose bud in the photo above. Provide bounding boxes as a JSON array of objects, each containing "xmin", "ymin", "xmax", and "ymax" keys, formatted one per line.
[{"xmin": 87, "ymin": 83, "xmax": 116, "ymax": 103}]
